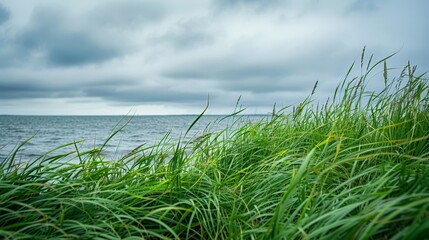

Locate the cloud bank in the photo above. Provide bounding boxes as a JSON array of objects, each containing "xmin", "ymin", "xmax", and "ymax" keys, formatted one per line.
[{"xmin": 0, "ymin": 0, "xmax": 428, "ymax": 115}]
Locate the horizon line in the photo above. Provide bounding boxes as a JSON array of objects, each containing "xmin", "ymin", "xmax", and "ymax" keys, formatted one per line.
[{"xmin": 0, "ymin": 113, "xmax": 270, "ymax": 117}]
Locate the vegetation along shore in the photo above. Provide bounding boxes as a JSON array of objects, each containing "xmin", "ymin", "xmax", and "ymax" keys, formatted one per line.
[{"xmin": 1, "ymin": 54, "xmax": 428, "ymax": 239}]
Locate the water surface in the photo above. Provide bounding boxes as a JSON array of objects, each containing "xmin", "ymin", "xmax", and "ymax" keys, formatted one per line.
[{"xmin": 0, "ymin": 115, "xmax": 264, "ymax": 161}]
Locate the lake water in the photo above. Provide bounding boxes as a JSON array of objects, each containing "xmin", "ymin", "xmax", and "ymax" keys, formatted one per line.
[{"xmin": 0, "ymin": 115, "xmax": 265, "ymax": 161}]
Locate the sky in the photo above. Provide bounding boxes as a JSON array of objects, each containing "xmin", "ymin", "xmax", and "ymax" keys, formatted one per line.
[{"xmin": 0, "ymin": 0, "xmax": 428, "ymax": 115}]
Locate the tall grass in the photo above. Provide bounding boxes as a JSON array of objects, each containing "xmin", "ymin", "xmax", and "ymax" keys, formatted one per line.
[{"xmin": 1, "ymin": 53, "xmax": 428, "ymax": 239}]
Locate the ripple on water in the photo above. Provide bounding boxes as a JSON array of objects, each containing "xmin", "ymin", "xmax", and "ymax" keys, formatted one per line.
[{"xmin": 0, "ymin": 115, "xmax": 263, "ymax": 161}]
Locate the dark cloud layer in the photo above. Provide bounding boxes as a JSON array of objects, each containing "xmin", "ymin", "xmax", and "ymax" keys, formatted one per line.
[
  {"xmin": 15, "ymin": 6, "xmax": 123, "ymax": 66},
  {"xmin": 0, "ymin": 79, "xmax": 78, "ymax": 99},
  {"xmin": 0, "ymin": 3, "xmax": 9, "ymax": 24},
  {"xmin": 0, "ymin": 72, "xmax": 206, "ymax": 104}
]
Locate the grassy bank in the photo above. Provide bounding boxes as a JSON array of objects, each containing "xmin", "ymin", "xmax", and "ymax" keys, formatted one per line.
[{"xmin": 1, "ymin": 55, "xmax": 428, "ymax": 239}]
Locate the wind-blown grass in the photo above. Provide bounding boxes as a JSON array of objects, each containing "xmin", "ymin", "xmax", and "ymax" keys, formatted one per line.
[{"xmin": 1, "ymin": 54, "xmax": 428, "ymax": 239}]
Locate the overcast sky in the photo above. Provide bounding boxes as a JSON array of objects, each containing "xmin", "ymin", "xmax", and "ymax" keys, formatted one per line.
[{"xmin": 0, "ymin": 0, "xmax": 428, "ymax": 115}]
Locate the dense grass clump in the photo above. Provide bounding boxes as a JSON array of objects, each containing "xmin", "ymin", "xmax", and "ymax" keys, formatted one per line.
[{"xmin": 1, "ymin": 55, "xmax": 428, "ymax": 239}]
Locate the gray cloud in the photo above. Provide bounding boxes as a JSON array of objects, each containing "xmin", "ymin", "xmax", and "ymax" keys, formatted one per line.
[
  {"xmin": 219, "ymin": 0, "xmax": 278, "ymax": 3},
  {"xmin": 0, "ymin": 82, "xmax": 50, "ymax": 99},
  {"xmin": 14, "ymin": 5, "xmax": 126, "ymax": 67},
  {"xmin": 165, "ymin": 62, "xmax": 289, "ymax": 80},
  {"xmin": 0, "ymin": 46, "xmax": 19, "ymax": 68},
  {"xmin": 215, "ymin": 0, "xmax": 282, "ymax": 9},
  {"xmin": 90, "ymin": 0, "xmax": 168, "ymax": 28},
  {"xmin": 0, "ymin": 72, "xmax": 130, "ymax": 100},
  {"xmin": 0, "ymin": 71, "xmax": 207, "ymax": 104},
  {"xmin": 349, "ymin": 0, "xmax": 379, "ymax": 13},
  {"xmin": 0, "ymin": 3, "xmax": 10, "ymax": 24},
  {"xmin": 158, "ymin": 20, "xmax": 214, "ymax": 49},
  {"xmin": 164, "ymin": 61, "xmax": 297, "ymax": 93},
  {"xmin": 84, "ymin": 85, "xmax": 207, "ymax": 104},
  {"xmin": 220, "ymin": 76, "xmax": 315, "ymax": 93},
  {"xmin": 0, "ymin": 78, "xmax": 79, "ymax": 99}
]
